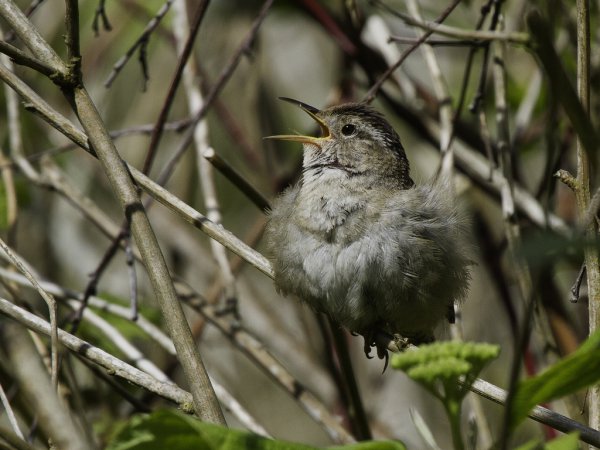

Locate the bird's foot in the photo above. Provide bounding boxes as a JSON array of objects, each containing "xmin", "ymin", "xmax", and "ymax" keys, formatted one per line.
[{"xmin": 361, "ymin": 330, "xmax": 390, "ymax": 372}]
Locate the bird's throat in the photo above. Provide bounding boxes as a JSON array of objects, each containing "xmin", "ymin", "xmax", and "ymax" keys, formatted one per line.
[{"xmin": 296, "ymin": 168, "xmax": 369, "ymax": 237}]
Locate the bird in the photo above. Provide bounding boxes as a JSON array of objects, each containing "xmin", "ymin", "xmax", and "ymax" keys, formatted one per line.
[{"xmin": 264, "ymin": 97, "xmax": 471, "ymax": 366}]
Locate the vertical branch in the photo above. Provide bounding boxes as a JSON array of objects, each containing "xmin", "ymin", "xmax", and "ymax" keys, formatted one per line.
[
  {"xmin": 575, "ymin": 0, "xmax": 600, "ymax": 431},
  {"xmin": 142, "ymin": 0, "xmax": 211, "ymax": 175},
  {"xmin": 43, "ymin": 0, "xmax": 227, "ymax": 424},
  {"xmin": 171, "ymin": 0, "xmax": 237, "ymax": 311},
  {"xmin": 406, "ymin": 0, "xmax": 453, "ymax": 157},
  {"xmin": 69, "ymin": 84, "xmax": 226, "ymax": 424},
  {"xmin": 328, "ymin": 325, "xmax": 372, "ymax": 440},
  {"xmin": 64, "ymin": 0, "xmax": 80, "ymax": 65}
]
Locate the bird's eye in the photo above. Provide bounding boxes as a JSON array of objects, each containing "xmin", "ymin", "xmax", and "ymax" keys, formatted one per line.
[{"xmin": 341, "ymin": 124, "xmax": 356, "ymax": 136}]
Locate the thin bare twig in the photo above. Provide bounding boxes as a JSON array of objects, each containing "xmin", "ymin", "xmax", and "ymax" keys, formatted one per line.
[
  {"xmin": 0, "ymin": 267, "xmax": 266, "ymax": 438},
  {"xmin": 3, "ymin": 322, "xmax": 90, "ymax": 449},
  {"xmin": 171, "ymin": 0, "xmax": 239, "ymax": 318},
  {"xmin": 92, "ymin": 0, "xmax": 112, "ymax": 36},
  {"xmin": 383, "ymin": 3, "xmax": 528, "ymax": 44},
  {"xmin": 104, "ymin": 0, "xmax": 175, "ymax": 87},
  {"xmin": 203, "ymin": 148, "xmax": 270, "ymax": 211},
  {"xmin": 364, "ymin": 0, "xmax": 462, "ymax": 103},
  {"xmin": 179, "ymin": 282, "xmax": 356, "ymax": 444},
  {"xmin": 0, "ymin": 1, "xmax": 66, "ymax": 74},
  {"xmin": 142, "ymin": 0, "xmax": 211, "ymax": 176},
  {"xmin": 0, "ymin": 40, "xmax": 56, "ymax": 77},
  {"xmin": 3, "ymin": 0, "xmax": 46, "ymax": 43},
  {"xmin": 388, "ymin": 36, "xmax": 486, "ymax": 47},
  {"xmin": 0, "ymin": 296, "xmax": 194, "ymax": 409},
  {"xmin": 451, "ymin": 0, "xmax": 494, "ymax": 127},
  {"xmin": 468, "ymin": 0, "xmax": 504, "ymax": 114},
  {"xmin": 0, "ymin": 381, "xmax": 24, "ymax": 440},
  {"xmin": 0, "ymin": 239, "xmax": 59, "ymax": 389},
  {"xmin": 169, "ymin": 0, "xmax": 274, "ymax": 165},
  {"xmin": 405, "ymin": 0, "xmax": 454, "ymax": 174}
]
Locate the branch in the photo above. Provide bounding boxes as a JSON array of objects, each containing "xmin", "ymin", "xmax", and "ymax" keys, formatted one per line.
[
  {"xmin": 172, "ymin": 0, "xmax": 237, "ymax": 317},
  {"xmin": 104, "ymin": 0, "xmax": 175, "ymax": 88},
  {"xmin": 142, "ymin": 0, "xmax": 210, "ymax": 175},
  {"xmin": 383, "ymin": 4, "xmax": 529, "ymax": 44},
  {"xmin": 364, "ymin": 0, "xmax": 462, "ymax": 103},
  {"xmin": 69, "ymin": 83, "xmax": 225, "ymax": 423},
  {"xmin": 574, "ymin": 0, "xmax": 600, "ymax": 432},
  {"xmin": 0, "ymin": 296, "xmax": 194, "ymax": 408},
  {"xmin": 405, "ymin": 0, "xmax": 454, "ymax": 175},
  {"xmin": 0, "ymin": 381, "xmax": 23, "ymax": 440},
  {"xmin": 203, "ymin": 148, "xmax": 270, "ymax": 211},
  {"xmin": 0, "ymin": 40, "xmax": 56, "ymax": 76},
  {"xmin": 3, "ymin": 321, "xmax": 90, "ymax": 449},
  {"xmin": 0, "ymin": 1, "xmax": 66, "ymax": 74},
  {"xmin": 0, "ymin": 270, "xmax": 264, "ymax": 438},
  {"xmin": 169, "ymin": 0, "xmax": 274, "ymax": 162},
  {"xmin": 0, "ymin": 238, "xmax": 59, "ymax": 389}
]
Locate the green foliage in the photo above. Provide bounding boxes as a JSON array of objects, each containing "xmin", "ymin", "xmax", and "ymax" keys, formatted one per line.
[
  {"xmin": 391, "ymin": 341, "xmax": 500, "ymax": 399},
  {"xmin": 76, "ymin": 294, "xmax": 161, "ymax": 359},
  {"xmin": 107, "ymin": 410, "xmax": 406, "ymax": 450},
  {"xmin": 391, "ymin": 342, "xmax": 500, "ymax": 450},
  {"xmin": 94, "ymin": 293, "xmax": 163, "ymax": 336},
  {"xmin": 514, "ymin": 433, "xmax": 580, "ymax": 450},
  {"xmin": 509, "ymin": 328, "xmax": 600, "ymax": 430}
]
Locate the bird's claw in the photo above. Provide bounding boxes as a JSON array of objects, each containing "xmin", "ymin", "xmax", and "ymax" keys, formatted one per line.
[
  {"xmin": 363, "ymin": 338, "xmax": 374, "ymax": 359},
  {"xmin": 361, "ymin": 330, "xmax": 389, "ymax": 371}
]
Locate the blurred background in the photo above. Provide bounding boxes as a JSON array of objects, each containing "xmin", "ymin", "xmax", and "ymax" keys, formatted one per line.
[{"xmin": 0, "ymin": 0, "xmax": 597, "ymax": 448}]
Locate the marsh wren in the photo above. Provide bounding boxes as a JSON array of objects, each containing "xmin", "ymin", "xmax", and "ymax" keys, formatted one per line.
[{"xmin": 265, "ymin": 98, "xmax": 471, "ymax": 364}]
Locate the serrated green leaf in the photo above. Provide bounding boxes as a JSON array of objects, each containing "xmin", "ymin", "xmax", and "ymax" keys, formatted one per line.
[
  {"xmin": 107, "ymin": 410, "xmax": 406, "ymax": 450},
  {"xmin": 509, "ymin": 327, "xmax": 600, "ymax": 429}
]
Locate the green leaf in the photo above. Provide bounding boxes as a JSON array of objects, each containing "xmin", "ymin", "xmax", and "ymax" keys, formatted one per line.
[
  {"xmin": 513, "ymin": 440, "xmax": 542, "ymax": 450},
  {"xmin": 545, "ymin": 432, "xmax": 580, "ymax": 450},
  {"xmin": 106, "ymin": 410, "xmax": 406, "ymax": 450},
  {"xmin": 509, "ymin": 327, "xmax": 600, "ymax": 429},
  {"xmin": 391, "ymin": 341, "xmax": 500, "ymax": 393},
  {"xmin": 513, "ymin": 433, "xmax": 579, "ymax": 450}
]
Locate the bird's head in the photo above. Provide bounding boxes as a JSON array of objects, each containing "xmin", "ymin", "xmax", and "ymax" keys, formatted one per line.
[{"xmin": 266, "ymin": 98, "xmax": 413, "ymax": 188}]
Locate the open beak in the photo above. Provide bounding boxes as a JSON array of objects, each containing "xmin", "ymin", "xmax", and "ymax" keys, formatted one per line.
[{"xmin": 264, "ymin": 97, "xmax": 330, "ymax": 147}]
